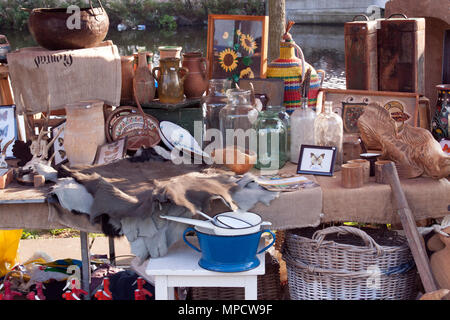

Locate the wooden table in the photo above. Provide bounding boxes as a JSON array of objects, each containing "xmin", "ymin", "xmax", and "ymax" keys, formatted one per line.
[{"xmin": 0, "ymin": 182, "xmax": 114, "ymax": 299}]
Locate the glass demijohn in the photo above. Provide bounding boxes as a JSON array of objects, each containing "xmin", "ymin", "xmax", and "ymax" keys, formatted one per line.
[{"xmin": 314, "ymin": 101, "xmax": 343, "ymax": 171}]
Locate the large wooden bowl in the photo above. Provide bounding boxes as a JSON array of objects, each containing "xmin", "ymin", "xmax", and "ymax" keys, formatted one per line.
[{"xmin": 27, "ymin": 1, "xmax": 109, "ymax": 50}]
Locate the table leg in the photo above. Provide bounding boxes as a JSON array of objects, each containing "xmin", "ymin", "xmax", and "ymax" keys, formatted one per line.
[
  {"xmin": 244, "ymin": 276, "xmax": 258, "ymax": 300},
  {"xmin": 154, "ymin": 276, "xmax": 173, "ymax": 300},
  {"xmin": 80, "ymin": 231, "xmax": 91, "ymax": 300},
  {"xmin": 108, "ymin": 237, "xmax": 116, "ymax": 266}
]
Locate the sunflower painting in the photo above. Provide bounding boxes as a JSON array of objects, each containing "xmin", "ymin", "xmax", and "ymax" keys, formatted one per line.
[
  {"xmin": 207, "ymin": 15, "xmax": 268, "ymax": 84},
  {"xmin": 219, "ymin": 48, "xmax": 239, "ymax": 72},
  {"xmin": 240, "ymin": 34, "xmax": 257, "ymax": 54}
]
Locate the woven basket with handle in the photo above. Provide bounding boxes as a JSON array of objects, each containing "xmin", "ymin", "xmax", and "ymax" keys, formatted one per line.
[{"xmin": 282, "ymin": 226, "xmax": 418, "ymax": 300}]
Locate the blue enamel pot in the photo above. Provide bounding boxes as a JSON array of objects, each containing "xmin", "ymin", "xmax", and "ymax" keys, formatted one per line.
[{"xmin": 183, "ymin": 227, "xmax": 276, "ymax": 272}]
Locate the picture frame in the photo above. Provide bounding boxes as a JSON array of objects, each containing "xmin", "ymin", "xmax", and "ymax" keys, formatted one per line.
[
  {"xmin": 207, "ymin": 14, "xmax": 269, "ymax": 84},
  {"xmin": 93, "ymin": 137, "xmax": 128, "ymax": 165},
  {"xmin": 297, "ymin": 144, "xmax": 337, "ymax": 176},
  {"xmin": 51, "ymin": 120, "xmax": 68, "ymax": 167},
  {"xmin": 318, "ymin": 88, "xmax": 431, "ymax": 150},
  {"xmin": 0, "ymin": 105, "xmax": 18, "ymax": 158}
]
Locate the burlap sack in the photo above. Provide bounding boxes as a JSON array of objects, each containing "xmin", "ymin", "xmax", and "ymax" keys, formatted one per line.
[{"xmin": 7, "ymin": 41, "xmax": 121, "ymax": 114}]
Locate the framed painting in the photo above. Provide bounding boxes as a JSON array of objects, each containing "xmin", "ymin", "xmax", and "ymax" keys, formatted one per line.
[
  {"xmin": 319, "ymin": 88, "xmax": 431, "ymax": 151},
  {"xmin": 93, "ymin": 138, "xmax": 127, "ymax": 165},
  {"xmin": 0, "ymin": 105, "xmax": 18, "ymax": 158},
  {"xmin": 207, "ymin": 14, "xmax": 268, "ymax": 84},
  {"xmin": 51, "ymin": 120, "xmax": 67, "ymax": 167}
]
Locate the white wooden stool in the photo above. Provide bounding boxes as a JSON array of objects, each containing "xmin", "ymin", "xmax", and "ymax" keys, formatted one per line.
[{"xmin": 144, "ymin": 237, "xmax": 265, "ymax": 300}]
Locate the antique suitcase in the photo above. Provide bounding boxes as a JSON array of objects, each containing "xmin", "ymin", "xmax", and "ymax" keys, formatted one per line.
[
  {"xmin": 344, "ymin": 15, "xmax": 378, "ymax": 91},
  {"xmin": 377, "ymin": 14, "xmax": 425, "ymax": 94}
]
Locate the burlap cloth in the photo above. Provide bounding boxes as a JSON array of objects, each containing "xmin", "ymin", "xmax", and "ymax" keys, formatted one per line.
[
  {"xmin": 6, "ymin": 41, "xmax": 121, "ymax": 114},
  {"xmin": 317, "ymin": 171, "xmax": 450, "ymax": 224}
]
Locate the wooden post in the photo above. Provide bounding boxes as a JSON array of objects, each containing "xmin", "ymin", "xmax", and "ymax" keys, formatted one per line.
[
  {"xmin": 382, "ymin": 161, "xmax": 438, "ymax": 293},
  {"xmin": 268, "ymin": 0, "xmax": 285, "ymax": 63}
]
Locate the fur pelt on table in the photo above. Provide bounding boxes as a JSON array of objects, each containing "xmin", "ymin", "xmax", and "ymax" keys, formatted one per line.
[{"xmin": 48, "ymin": 157, "xmax": 278, "ymax": 259}]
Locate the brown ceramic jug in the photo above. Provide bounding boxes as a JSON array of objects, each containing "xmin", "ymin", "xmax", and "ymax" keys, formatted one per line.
[
  {"xmin": 134, "ymin": 51, "xmax": 156, "ymax": 104},
  {"xmin": 152, "ymin": 58, "xmax": 188, "ymax": 104},
  {"xmin": 120, "ymin": 55, "xmax": 135, "ymax": 104},
  {"xmin": 182, "ymin": 52, "xmax": 209, "ymax": 99}
]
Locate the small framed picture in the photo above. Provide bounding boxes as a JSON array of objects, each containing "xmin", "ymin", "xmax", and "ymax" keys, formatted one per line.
[
  {"xmin": 0, "ymin": 105, "xmax": 18, "ymax": 158},
  {"xmin": 51, "ymin": 120, "xmax": 67, "ymax": 166},
  {"xmin": 297, "ymin": 144, "xmax": 337, "ymax": 176},
  {"xmin": 93, "ymin": 138, "xmax": 127, "ymax": 165}
]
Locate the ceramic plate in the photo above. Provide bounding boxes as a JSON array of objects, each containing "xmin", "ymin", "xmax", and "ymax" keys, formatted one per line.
[
  {"xmin": 111, "ymin": 114, "xmax": 161, "ymax": 151},
  {"xmin": 159, "ymin": 121, "xmax": 210, "ymax": 160}
]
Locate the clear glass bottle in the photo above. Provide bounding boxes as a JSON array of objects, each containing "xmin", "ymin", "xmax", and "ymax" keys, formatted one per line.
[
  {"xmin": 254, "ymin": 105, "xmax": 288, "ymax": 170},
  {"xmin": 290, "ymin": 97, "xmax": 316, "ymax": 163},
  {"xmin": 314, "ymin": 101, "xmax": 343, "ymax": 171},
  {"xmin": 219, "ymin": 89, "xmax": 259, "ymax": 151},
  {"xmin": 202, "ymin": 79, "xmax": 232, "ymax": 148}
]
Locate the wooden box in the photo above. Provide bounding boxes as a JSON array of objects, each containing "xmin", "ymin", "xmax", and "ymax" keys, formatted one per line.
[
  {"xmin": 0, "ymin": 168, "xmax": 13, "ymax": 189},
  {"xmin": 377, "ymin": 16, "xmax": 425, "ymax": 94},
  {"xmin": 344, "ymin": 19, "xmax": 378, "ymax": 91}
]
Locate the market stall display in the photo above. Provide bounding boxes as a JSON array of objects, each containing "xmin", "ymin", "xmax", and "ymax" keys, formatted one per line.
[{"xmin": 0, "ymin": 7, "xmax": 449, "ymax": 301}]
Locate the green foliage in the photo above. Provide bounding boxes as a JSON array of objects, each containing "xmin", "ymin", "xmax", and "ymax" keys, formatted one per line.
[
  {"xmin": 21, "ymin": 229, "xmax": 40, "ymax": 239},
  {"xmin": 158, "ymin": 14, "xmax": 177, "ymax": 30},
  {"xmin": 0, "ymin": 0, "xmax": 265, "ymax": 31}
]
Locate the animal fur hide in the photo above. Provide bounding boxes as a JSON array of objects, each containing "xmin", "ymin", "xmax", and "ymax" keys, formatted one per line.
[
  {"xmin": 358, "ymin": 103, "xmax": 450, "ymax": 179},
  {"xmin": 51, "ymin": 158, "xmax": 279, "ymax": 259}
]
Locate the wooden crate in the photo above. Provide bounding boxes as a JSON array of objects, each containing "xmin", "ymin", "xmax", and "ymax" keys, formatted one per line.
[
  {"xmin": 344, "ymin": 19, "xmax": 378, "ymax": 91},
  {"xmin": 377, "ymin": 16, "xmax": 425, "ymax": 94}
]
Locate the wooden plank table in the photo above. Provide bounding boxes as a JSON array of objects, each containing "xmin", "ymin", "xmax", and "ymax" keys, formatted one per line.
[{"xmin": 0, "ymin": 182, "xmax": 112, "ymax": 299}]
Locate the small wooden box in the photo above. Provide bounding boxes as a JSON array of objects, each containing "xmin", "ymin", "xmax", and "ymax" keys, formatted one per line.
[
  {"xmin": 0, "ymin": 168, "xmax": 13, "ymax": 189},
  {"xmin": 377, "ymin": 16, "xmax": 425, "ymax": 94},
  {"xmin": 345, "ymin": 19, "xmax": 378, "ymax": 91}
]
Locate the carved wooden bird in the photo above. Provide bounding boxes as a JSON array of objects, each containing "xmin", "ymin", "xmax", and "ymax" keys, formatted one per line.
[{"xmin": 357, "ymin": 103, "xmax": 450, "ymax": 179}]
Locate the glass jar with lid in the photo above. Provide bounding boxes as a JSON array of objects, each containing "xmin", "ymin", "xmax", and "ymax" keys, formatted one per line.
[
  {"xmin": 219, "ymin": 89, "xmax": 259, "ymax": 151},
  {"xmin": 290, "ymin": 97, "xmax": 316, "ymax": 163},
  {"xmin": 254, "ymin": 105, "xmax": 288, "ymax": 170},
  {"xmin": 314, "ymin": 101, "xmax": 343, "ymax": 171},
  {"xmin": 202, "ymin": 79, "xmax": 232, "ymax": 148}
]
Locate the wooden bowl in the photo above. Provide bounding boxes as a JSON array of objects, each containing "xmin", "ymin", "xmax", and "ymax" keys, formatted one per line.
[{"xmin": 212, "ymin": 147, "xmax": 256, "ymax": 175}]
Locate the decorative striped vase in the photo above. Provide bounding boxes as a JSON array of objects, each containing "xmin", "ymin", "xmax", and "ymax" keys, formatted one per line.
[{"xmin": 267, "ymin": 41, "xmax": 322, "ymax": 113}]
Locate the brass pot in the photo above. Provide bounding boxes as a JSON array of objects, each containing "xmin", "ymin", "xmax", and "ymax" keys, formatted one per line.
[{"xmin": 27, "ymin": 0, "xmax": 109, "ymax": 50}]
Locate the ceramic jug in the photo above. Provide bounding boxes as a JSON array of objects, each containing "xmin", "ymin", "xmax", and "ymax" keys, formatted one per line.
[
  {"xmin": 134, "ymin": 51, "xmax": 155, "ymax": 104},
  {"xmin": 182, "ymin": 52, "xmax": 209, "ymax": 99},
  {"xmin": 432, "ymin": 84, "xmax": 450, "ymax": 141},
  {"xmin": 152, "ymin": 58, "xmax": 188, "ymax": 104}
]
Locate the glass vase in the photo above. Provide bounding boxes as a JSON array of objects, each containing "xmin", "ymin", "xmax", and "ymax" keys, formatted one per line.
[
  {"xmin": 202, "ymin": 79, "xmax": 232, "ymax": 148},
  {"xmin": 314, "ymin": 101, "xmax": 343, "ymax": 171},
  {"xmin": 290, "ymin": 97, "xmax": 316, "ymax": 163},
  {"xmin": 254, "ymin": 105, "xmax": 288, "ymax": 170},
  {"xmin": 219, "ymin": 89, "xmax": 259, "ymax": 152}
]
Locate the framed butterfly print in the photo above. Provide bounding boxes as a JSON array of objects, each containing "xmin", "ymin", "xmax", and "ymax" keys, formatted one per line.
[
  {"xmin": 297, "ymin": 145, "xmax": 337, "ymax": 176},
  {"xmin": 207, "ymin": 14, "xmax": 268, "ymax": 84},
  {"xmin": 0, "ymin": 105, "xmax": 18, "ymax": 158}
]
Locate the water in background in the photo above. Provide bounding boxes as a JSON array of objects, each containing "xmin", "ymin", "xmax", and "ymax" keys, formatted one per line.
[{"xmin": 5, "ymin": 24, "xmax": 345, "ymax": 89}]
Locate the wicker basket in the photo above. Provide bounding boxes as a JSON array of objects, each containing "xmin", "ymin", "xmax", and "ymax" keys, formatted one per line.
[
  {"xmin": 190, "ymin": 252, "xmax": 282, "ymax": 300},
  {"xmin": 282, "ymin": 226, "xmax": 418, "ymax": 300}
]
